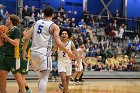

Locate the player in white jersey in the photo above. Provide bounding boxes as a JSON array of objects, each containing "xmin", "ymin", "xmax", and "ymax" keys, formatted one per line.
[
  {"xmin": 52, "ymin": 28, "xmax": 80, "ymax": 93},
  {"xmin": 22, "ymin": 6, "xmax": 74, "ymax": 93},
  {"xmin": 71, "ymin": 43, "xmax": 85, "ymax": 83}
]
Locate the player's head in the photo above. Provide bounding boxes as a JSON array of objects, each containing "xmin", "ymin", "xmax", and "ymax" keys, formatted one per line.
[
  {"xmin": 59, "ymin": 28, "xmax": 72, "ymax": 40},
  {"xmin": 6, "ymin": 14, "xmax": 20, "ymax": 26},
  {"xmin": 43, "ymin": 6, "xmax": 54, "ymax": 18},
  {"xmin": 79, "ymin": 43, "xmax": 85, "ymax": 51}
]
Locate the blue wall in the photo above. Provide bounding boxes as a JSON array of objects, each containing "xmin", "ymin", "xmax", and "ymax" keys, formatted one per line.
[
  {"xmin": 40, "ymin": 0, "xmax": 83, "ymax": 21},
  {"xmin": 87, "ymin": 0, "xmax": 123, "ymax": 16},
  {"xmin": 23, "ymin": 0, "xmax": 40, "ymax": 8},
  {"xmin": 127, "ymin": 0, "xmax": 140, "ymax": 19},
  {"xmin": 0, "ymin": 0, "xmax": 16, "ymax": 14}
]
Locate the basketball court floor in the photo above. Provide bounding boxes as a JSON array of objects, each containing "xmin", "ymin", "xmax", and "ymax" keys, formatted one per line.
[{"xmin": 7, "ymin": 79, "xmax": 140, "ymax": 93}]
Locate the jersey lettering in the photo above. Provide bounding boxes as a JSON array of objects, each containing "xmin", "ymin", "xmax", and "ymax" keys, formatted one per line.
[{"xmin": 37, "ymin": 25, "xmax": 44, "ymax": 34}]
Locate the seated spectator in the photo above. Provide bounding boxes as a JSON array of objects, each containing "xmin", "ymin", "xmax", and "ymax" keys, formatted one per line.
[
  {"xmin": 61, "ymin": 18, "xmax": 70, "ymax": 28},
  {"xmin": 92, "ymin": 44, "xmax": 100, "ymax": 57},
  {"xmin": 31, "ymin": 6, "xmax": 38, "ymax": 21},
  {"xmin": 105, "ymin": 23, "xmax": 113, "ymax": 37},
  {"xmin": 122, "ymin": 55, "xmax": 129, "ymax": 71},
  {"xmin": 113, "ymin": 56, "xmax": 120, "ymax": 71},
  {"xmin": 3, "ymin": 11, "xmax": 9, "ymax": 24},
  {"xmin": 78, "ymin": 19, "xmax": 86, "ymax": 27},
  {"xmin": 96, "ymin": 15, "xmax": 104, "ymax": 28},
  {"xmin": 114, "ymin": 45, "xmax": 122, "ymax": 55},
  {"xmin": 70, "ymin": 18, "xmax": 79, "ymax": 33},
  {"xmin": 77, "ymin": 34, "xmax": 84, "ymax": 45},
  {"xmin": 133, "ymin": 35, "xmax": 140, "ymax": 44},
  {"xmin": 51, "ymin": 56, "xmax": 58, "ymax": 81},
  {"xmin": 106, "ymin": 45, "xmax": 114, "ymax": 58},
  {"xmin": 100, "ymin": 45, "xmax": 106, "ymax": 64},
  {"xmin": 22, "ymin": 5, "xmax": 32, "ymax": 27},
  {"xmin": 98, "ymin": 31, "xmax": 107, "ymax": 47},
  {"xmin": 117, "ymin": 24, "xmax": 125, "ymax": 43},
  {"xmin": 58, "ymin": 4, "xmax": 65, "ymax": 12},
  {"xmin": 90, "ymin": 57, "xmax": 98, "ymax": 71},
  {"xmin": 37, "ymin": 9, "xmax": 44, "ymax": 20},
  {"xmin": 117, "ymin": 54, "xmax": 123, "ymax": 70},
  {"xmin": 0, "ymin": 4, "xmax": 4, "ymax": 24},
  {"xmin": 85, "ymin": 38, "xmax": 93, "ymax": 50},
  {"xmin": 97, "ymin": 56, "xmax": 105, "ymax": 71},
  {"xmin": 105, "ymin": 58, "xmax": 114, "ymax": 71},
  {"xmin": 126, "ymin": 44, "xmax": 137, "ymax": 57},
  {"xmin": 70, "ymin": 18, "xmax": 77, "ymax": 27},
  {"xmin": 113, "ymin": 19, "xmax": 119, "ymax": 32},
  {"xmin": 79, "ymin": 25, "xmax": 86, "ymax": 41},
  {"xmin": 109, "ymin": 30, "xmax": 116, "ymax": 45},
  {"xmin": 128, "ymin": 55, "xmax": 135, "ymax": 71},
  {"xmin": 86, "ymin": 26, "xmax": 92, "ymax": 34},
  {"xmin": 90, "ymin": 32, "xmax": 99, "ymax": 45}
]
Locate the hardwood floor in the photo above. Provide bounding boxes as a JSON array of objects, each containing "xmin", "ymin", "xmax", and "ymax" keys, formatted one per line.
[{"xmin": 6, "ymin": 79, "xmax": 140, "ymax": 93}]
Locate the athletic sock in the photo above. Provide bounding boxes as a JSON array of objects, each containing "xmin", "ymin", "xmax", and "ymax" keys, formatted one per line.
[
  {"xmin": 25, "ymin": 86, "xmax": 29, "ymax": 90},
  {"xmin": 75, "ymin": 78, "xmax": 79, "ymax": 82}
]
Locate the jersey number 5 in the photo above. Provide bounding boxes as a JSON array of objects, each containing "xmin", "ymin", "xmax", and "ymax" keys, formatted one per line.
[{"xmin": 37, "ymin": 25, "xmax": 44, "ymax": 34}]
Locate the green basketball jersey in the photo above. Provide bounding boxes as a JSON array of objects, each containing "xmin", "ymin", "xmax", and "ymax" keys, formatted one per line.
[{"xmin": 1, "ymin": 27, "xmax": 21, "ymax": 56}]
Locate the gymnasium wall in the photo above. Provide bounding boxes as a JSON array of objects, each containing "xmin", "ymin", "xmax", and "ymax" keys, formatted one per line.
[
  {"xmin": 127, "ymin": 0, "xmax": 140, "ymax": 19},
  {"xmin": 87, "ymin": 0, "xmax": 123, "ymax": 16},
  {"xmin": 41, "ymin": 0, "xmax": 83, "ymax": 21},
  {"xmin": 0, "ymin": 0, "xmax": 140, "ymax": 22},
  {"xmin": 23, "ymin": 0, "xmax": 40, "ymax": 8},
  {"xmin": 0, "ymin": 0, "xmax": 17, "ymax": 14}
]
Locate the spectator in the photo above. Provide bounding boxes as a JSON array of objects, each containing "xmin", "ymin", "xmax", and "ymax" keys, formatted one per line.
[
  {"xmin": 100, "ymin": 45, "xmax": 107, "ymax": 64},
  {"xmin": 22, "ymin": 5, "xmax": 32, "ymax": 27},
  {"xmin": 105, "ymin": 58, "xmax": 114, "ymax": 71},
  {"xmin": 122, "ymin": 55, "xmax": 129, "ymax": 71},
  {"xmin": 77, "ymin": 34, "xmax": 83, "ymax": 45},
  {"xmin": 96, "ymin": 15, "xmax": 104, "ymax": 28},
  {"xmin": 37, "ymin": 9, "xmax": 44, "ymax": 20},
  {"xmin": 128, "ymin": 55, "xmax": 135, "ymax": 71},
  {"xmin": 51, "ymin": 56, "xmax": 58, "ymax": 81},
  {"xmin": 3, "ymin": 11, "xmax": 9, "ymax": 24},
  {"xmin": 106, "ymin": 45, "xmax": 114, "ymax": 58},
  {"xmin": 0, "ymin": 4, "xmax": 4, "ymax": 24},
  {"xmin": 70, "ymin": 18, "xmax": 79, "ymax": 33},
  {"xmin": 97, "ymin": 56, "xmax": 105, "ymax": 71},
  {"xmin": 78, "ymin": 19, "xmax": 86, "ymax": 27},
  {"xmin": 58, "ymin": 4, "xmax": 65, "ymax": 12}
]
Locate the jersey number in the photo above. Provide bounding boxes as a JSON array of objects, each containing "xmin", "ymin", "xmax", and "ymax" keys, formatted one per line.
[
  {"xmin": 37, "ymin": 25, "xmax": 44, "ymax": 34},
  {"xmin": 62, "ymin": 52, "xmax": 66, "ymax": 57}
]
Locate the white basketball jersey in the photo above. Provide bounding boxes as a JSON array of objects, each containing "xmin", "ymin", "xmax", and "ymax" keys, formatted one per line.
[
  {"xmin": 58, "ymin": 40, "xmax": 72, "ymax": 63},
  {"xmin": 77, "ymin": 48, "xmax": 83, "ymax": 56},
  {"xmin": 31, "ymin": 19, "xmax": 54, "ymax": 55}
]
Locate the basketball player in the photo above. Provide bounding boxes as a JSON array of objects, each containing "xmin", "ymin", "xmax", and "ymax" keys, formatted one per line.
[
  {"xmin": 52, "ymin": 28, "xmax": 80, "ymax": 93},
  {"xmin": 0, "ymin": 14, "xmax": 25, "ymax": 93},
  {"xmin": 18, "ymin": 28, "xmax": 32, "ymax": 93},
  {"xmin": 22, "ymin": 6, "xmax": 74, "ymax": 93},
  {"xmin": 71, "ymin": 43, "xmax": 85, "ymax": 84}
]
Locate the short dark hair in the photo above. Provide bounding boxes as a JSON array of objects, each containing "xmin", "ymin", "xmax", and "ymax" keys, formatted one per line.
[
  {"xmin": 43, "ymin": 6, "xmax": 54, "ymax": 17},
  {"xmin": 60, "ymin": 28, "xmax": 72, "ymax": 38},
  {"xmin": 79, "ymin": 43, "xmax": 84, "ymax": 47},
  {"xmin": 10, "ymin": 14, "xmax": 20, "ymax": 26}
]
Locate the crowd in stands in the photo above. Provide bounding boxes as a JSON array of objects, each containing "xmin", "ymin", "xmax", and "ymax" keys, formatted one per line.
[{"xmin": 0, "ymin": 4, "xmax": 140, "ymax": 73}]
